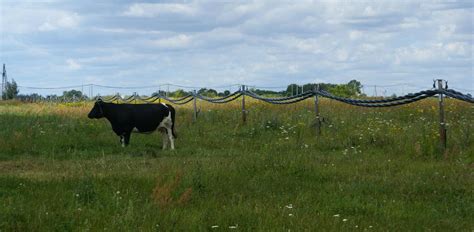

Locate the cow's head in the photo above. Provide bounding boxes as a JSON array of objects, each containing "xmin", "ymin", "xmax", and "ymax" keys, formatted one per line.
[{"xmin": 88, "ymin": 100, "xmax": 104, "ymax": 119}]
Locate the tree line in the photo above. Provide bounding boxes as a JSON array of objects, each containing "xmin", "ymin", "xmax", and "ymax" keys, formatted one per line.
[
  {"xmin": 161, "ymin": 80, "xmax": 363, "ymax": 98},
  {"xmin": 6, "ymin": 80, "xmax": 364, "ymax": 100}
]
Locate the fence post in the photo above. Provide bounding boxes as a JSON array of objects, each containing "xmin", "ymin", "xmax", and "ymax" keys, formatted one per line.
[
  {"xmin": 242, "ymin": 85, "xmax": 247, "ymax": 123},
  {"xmin": 193, "ymin": 90, "xmax": 198, "ymax": 123},
  {"xmin": 437, "ymin": 79, "xmax": 447, "ymax": 152},
  {"xmin": 314, "ymin": 84, "xmax": 321, "ymax": 136}
]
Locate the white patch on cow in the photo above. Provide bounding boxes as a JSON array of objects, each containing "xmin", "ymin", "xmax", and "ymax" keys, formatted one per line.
[
  {"xmin": 158, "ymin": 111, "xmax": 172, "ymax": 129},
  {"xmin": 158, "ymin": 110, "xmax": 174, "ymax": 150}
]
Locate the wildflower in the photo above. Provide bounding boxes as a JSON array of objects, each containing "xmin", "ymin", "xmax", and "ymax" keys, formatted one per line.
[
  {"xmin": 289, "ymin": 214, "xmax": 294, "ymax": 217},
  {"xmin": 229, "ymin": 225, "xmax": 238, "ymax": 229},
  {"xmin": 285, "ymin": 204, "xmax": 293, "ymax": 209},
  {"xmin": 116, "ymin": 191, "xmax": 120, "ymax": 194},
  {"xmin": 342, "ymin": 219, "xmax": 348, "ymax": 222},
  {"xmin": 211, "ymin": 225, "xmax": 219, "ymax": 229},
  {"xmin": 333, "ymin": 214, "xmax": 340, "ymax": 217}
]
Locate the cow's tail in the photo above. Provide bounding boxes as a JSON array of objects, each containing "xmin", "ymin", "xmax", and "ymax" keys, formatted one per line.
[{"xmin": 169, "ymin": 104, "xmax": 177, "ymax": 139}]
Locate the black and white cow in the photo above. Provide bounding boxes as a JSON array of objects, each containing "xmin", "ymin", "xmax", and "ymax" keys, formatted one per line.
[{"xmin": 87, "ymin": 100, "xmax": 177, "ymax": 149}]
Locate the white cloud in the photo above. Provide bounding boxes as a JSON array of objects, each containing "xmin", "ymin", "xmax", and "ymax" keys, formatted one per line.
[
  {"xmin": 38, "ymin": 12, "xmax": 79, "ymax": 31},
  {"xmin": 438, "ymin": 24, "xmax": 457, "ymax": 37},
  {"xmin": 444, "ymin": 42, "xmax": 468, "ymax": 56},
  {"xmin": 0, "ymin": 6, "xmax": 79, "ymax": 33},
  {"xmin": 66, "ymin": 59, "xmax": 81, "ymax": 70},
  {"xmin": 123, "ymin": 3, "xmax": 197, "ymax": 17},
  {"xmin": 150, "ymin": 34, "xmax": 192, "ymax": 48},
  {"xmin": 335, "ymin": 49, "xmax": 349, "ymax": 62},
  {"xmin": 349, "ymin": 30, "xmax": 364, "ymax": 40}
]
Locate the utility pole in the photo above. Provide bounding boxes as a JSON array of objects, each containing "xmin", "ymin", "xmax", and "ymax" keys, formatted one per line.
[
  {"xmin": 193, "ymin": 90, "xmax": 197, "ymax": 122},
  {"xmin": 314, "ymin": 84, "xmax": 321, "ymax": 136},
  {"xmin": 1, "ymin": 64, "xmax": 7, "ymax": 100},
  {"xmin": 241, "ymin": 85, "xmax": 247, "ymax": 123},
  {"xmin": 437, "ymin": 79, "xmax": 447, "ymax": 152}
]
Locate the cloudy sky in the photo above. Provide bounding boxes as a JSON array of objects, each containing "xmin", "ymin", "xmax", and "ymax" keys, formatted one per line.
[{"xmin": 1, "ymin": 0, "xmax": 473, "ymax": 95}]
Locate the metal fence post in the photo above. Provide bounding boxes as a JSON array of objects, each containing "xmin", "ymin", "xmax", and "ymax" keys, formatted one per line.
[
  {"xmin": 314, "ymin": 84, "xmax": 321, "ymax": 136},
  {"xmin": 193, "ymin": 90, "xmax": 198, "ymax": 123},
  {"xmin": 437, "ymin": 79, "xmax": 447, "ymax": 152},
  {"xmin": 242, "ymin": 85, "xmax": 247, "ymax": 123}
]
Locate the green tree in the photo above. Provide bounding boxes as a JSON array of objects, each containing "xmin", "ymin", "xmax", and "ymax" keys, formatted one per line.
[
  {"xmin": 62, "ymin": 90, "xmax": 83, "ymax": 99},
  {"xmin": 198, "ymin": 88, "xmax": 218, "ymax": 97},
  {"xmin": 347, "ymin": 79, "xmax": 362, "ymax": 95},
  {"xmin": 169, "ymin": 89, "xmax": 188, "ymax": 98},
  {"xmin": 3, "ymin": 79, "xmax": 19, "ymax": 100}
]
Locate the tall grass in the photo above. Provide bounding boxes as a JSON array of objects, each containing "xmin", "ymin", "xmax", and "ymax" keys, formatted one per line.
[{"xmin": 0, "ymin": 99, "xmax": 473, "ymax": 231}]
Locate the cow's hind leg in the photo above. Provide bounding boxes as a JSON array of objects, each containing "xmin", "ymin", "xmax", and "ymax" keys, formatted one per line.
[
  {"xmin": 159, "ymin": 127, "xmax": 168, "ymax": 150},
  {"xmin": 161, "ymin": 132, "xmax": 168, "ymax": 150},
  {"xmin": 167, "ymin": 127, "xmax": 175, "ymax": 150}
]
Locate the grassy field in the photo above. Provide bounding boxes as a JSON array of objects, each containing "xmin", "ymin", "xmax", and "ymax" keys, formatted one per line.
[{"xmin": 0, "ymin": 98, "xmax": 473, "ymax": 231}]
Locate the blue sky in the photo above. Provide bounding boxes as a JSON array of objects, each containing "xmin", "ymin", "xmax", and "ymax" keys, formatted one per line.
[{"xmin": 1, "ymin": 0, "xmax": 473, "ymax": 96}]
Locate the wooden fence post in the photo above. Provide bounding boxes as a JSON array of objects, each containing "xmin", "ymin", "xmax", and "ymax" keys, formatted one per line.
[
  {"xmin": 242, "ymin": 85, "xmax": 246, "ymax": 123},
  {"xmin": 193, "ymin": 90, "xmax": 198, "ymax": 123},
  {"xmin": 314, "ymin": 84, "xmax": 321, "ymax": 136},
  {"xmin": 158, "ymin": 86, "xmax": 161, "ymax": 103},
  {"xmin": 437, "ymin": 79, "xmax": 447, "ymax": 152}
]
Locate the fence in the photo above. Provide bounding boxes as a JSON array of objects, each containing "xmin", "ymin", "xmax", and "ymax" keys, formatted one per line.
[{"xmin": 13, "ymin": 80, "xmax": 474, "ymax": 153}]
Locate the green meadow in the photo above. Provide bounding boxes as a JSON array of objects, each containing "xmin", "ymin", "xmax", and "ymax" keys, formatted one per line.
[{"xmin": 0, "ymin": 99, "xmax": 473, "ymax": 231}]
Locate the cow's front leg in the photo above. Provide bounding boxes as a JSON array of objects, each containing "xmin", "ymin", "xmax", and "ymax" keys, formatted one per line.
[
  {"xmin": 120, "ymin": 135, "xmax": 125, "ymax": 147},
  {"xmin": 167, "ymin": 128, "xmax": 175, "ymax": 150},
  {"xmin": 123, "ymin": 132, "xmax": 131, "ymax": 147}
]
